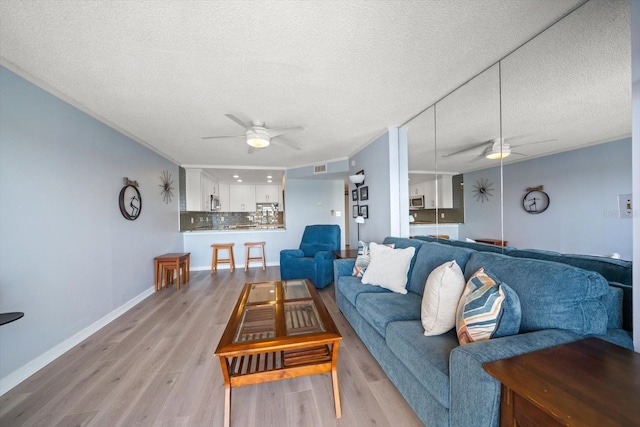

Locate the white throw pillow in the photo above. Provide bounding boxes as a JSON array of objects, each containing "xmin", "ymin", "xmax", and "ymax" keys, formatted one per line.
[
  {"xmin": 421, "ymin": 260, "xmax": 466, "ymax": 336},
  {"xmin": 361, "ymin": 242, "xmax": 416, "ymax": 294}
]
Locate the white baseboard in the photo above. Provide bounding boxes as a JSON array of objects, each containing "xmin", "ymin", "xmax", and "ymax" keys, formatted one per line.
[
  {"xmin": 0, "ymin": 286, "xmax": 155, "ymax": 396},
  {"xmin": 190, "ymin": 261, "xmax": 279, "ymax": 271}
]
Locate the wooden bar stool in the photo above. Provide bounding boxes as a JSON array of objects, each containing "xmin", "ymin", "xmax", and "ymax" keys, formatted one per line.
[
  {"xmin": 211, "ymin": 243, "xmax": 235, "ymax": 273},
  {"xmin": 244, "ymin": 241, "xmax": 266, "ymax": 271}
]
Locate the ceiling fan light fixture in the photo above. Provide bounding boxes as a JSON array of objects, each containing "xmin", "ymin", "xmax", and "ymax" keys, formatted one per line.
[
  {"xmin": 484, "ymin": 140, "xmax": 511, "ymax": 159},
  {"xmin": 246, "ymin": 134, "xmax": 270, "ymax": 148},
  {"xmin": 485, "ymin": 150, "xmax": 510, "ymax": 160}
]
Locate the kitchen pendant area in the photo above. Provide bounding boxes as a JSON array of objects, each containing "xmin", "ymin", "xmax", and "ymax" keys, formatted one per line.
[{"xmin": 179, "ymin": 167, "xmax": 285, "ymax": 232}]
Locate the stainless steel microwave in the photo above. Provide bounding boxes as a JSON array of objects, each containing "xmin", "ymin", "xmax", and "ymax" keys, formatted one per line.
[{"xmin": 410, "ymin": 195, "xmax": 424, "ymax": 209}]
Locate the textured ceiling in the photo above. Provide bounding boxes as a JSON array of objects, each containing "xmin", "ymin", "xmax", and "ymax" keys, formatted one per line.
[{"xmin": 0, "ymin": 0, "xmax": 630, "ymax": 175}]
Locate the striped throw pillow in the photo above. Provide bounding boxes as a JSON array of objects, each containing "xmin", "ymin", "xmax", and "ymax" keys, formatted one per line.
[{"xmin": 455, "ymin": 268, "xmax": 521, "ymax": 345}]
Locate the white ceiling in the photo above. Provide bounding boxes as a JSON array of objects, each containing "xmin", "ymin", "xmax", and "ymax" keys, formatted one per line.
[{"xmin": 0, "ymin": 0, "xmax": 631, "ymax": 175}]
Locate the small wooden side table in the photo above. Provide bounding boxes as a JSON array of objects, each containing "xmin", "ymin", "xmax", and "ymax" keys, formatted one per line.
[
  {"xmin": 154, "ymin": 253, "xmax": 190, "ymax": 291},
  {"xmin": 474, "ymin": 238, "xmax": 508, "ymax": 247},
  {"xmin": 333, "ymin": 249, "xmax": 359, "ymax": 259},
  {"xmin": 483, "ymin": 337, "xmax": 640, "ymax": 427}
]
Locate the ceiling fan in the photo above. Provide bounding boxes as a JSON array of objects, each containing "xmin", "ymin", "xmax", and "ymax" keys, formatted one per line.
[
  {"xmin": 202, "ymin": 114, "xmax": 303, "ymax": 152},
  {"xmin": 442, "ymin": 137, "xmax": 556, "ymax": 161}
]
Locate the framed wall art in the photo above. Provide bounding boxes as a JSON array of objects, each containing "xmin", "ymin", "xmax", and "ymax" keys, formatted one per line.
[
  {"xmin": 352, "ymin": 189, "xmax": 358, "ymax": 201},
  {"xmin": 353, "ymin": 205, "xmax": 359, "ymax": 218},
  {"xmin": 359, "ymin": 204, "xmax": 369, "ymax": 219},
  {"xmin": 359, "ymin": 186, "xmax": 369, "ymax": 201}
]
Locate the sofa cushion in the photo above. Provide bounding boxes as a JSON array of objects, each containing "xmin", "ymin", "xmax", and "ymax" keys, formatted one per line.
[
  {"xmin": 405, "ymin": 242, "xmax": 475, "ymax": 296},
  {"xmin": 386, "ymin": 321, "xmax": 458, "ymax": 408},
  {"xmin": 337, "ymin": 275, "xmax": 391, "ymax": 307},
  {"xmin": 356, "ymin": 292, "xmax": 422, "ymax": 337},
  {"xmin": 421, "ymin": 260, "xmax": 466, "ymax": 336},
  {"xmin": 455, "ymin": 268, "xmax": 521, "ymax": 345},
  {"xmin": 361, "ymin": 243, "xmax": 416, "ymax": 294},
  {"xmin": 464, "ymin": 252, "xmax": 609, "ymax": 335},
  {"xmin": 510, "ymin": 249, "xmax": 632, "ymax": 285}
]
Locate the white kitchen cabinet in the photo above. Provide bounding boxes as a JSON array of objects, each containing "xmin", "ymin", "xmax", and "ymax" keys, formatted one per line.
[
  {"xmin": 185, "ymin": 169, "xmax": 218, "ymax": 211},
  {"xmin": 437, "ymin": 175, "xmax": 454, "ymax": 209},
  {"xmin": 255, "ymin": 184, "xmax": 280, "ymax": 203},
  {"xmin": 409, "ymin": 182, "xmax": 425, "ymax": 196},
  {"xmin": 218, "ymin": 183, "xmax": 230, "ymax": 212},
  {"xmin": 229, "ymin": 184, "xmax": 256, "ymax": 212},
  {"xmin": 424, "ymin": 180, "xmax": 436, "ymax": 208}
]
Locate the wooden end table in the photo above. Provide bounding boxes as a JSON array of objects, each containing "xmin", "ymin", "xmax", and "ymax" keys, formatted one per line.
[
  {"xmin": 474, "ymin": 238, "xmax": 508, "ymax": 247},
  {"xmin": 483, "ymin": 337, "xmax": 640, "ymax": 427},
  {"xmin": 154, "ymin": 252, "xmax": 190, "ymax": 291},
  {"xmin": 215, "ymin": 279, "xmax": 342, "ymax": 427},
  {"xmin": 333, "ymin": 249, "xmax": 360, "ymax": 259}
]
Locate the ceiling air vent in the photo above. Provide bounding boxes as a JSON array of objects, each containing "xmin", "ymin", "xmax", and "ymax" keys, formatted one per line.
[{"xmin": 314, "ymin": 164, "xmax": 327, "ymax": 174}]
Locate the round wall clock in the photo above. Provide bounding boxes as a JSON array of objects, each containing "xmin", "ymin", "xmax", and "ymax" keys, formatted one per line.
[
  {"xmin": 119, "ymin": 184, "xmax": 142, "ymax": 220},
  {"xmin": 472, "ymin": 178, "xmax": 494, "ymax": 203},
  {"xmin": 522, "ymin": 189, "xmax": 550, "ymax": 214},
  {"xmin": 159, "ymin": 170, "xmax": 174, "ymax": 204}
]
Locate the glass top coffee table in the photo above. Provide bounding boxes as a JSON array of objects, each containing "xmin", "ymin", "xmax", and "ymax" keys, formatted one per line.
[{"xmin": 215, "ymin": 279, "xmax": 342, "ymax": 427}]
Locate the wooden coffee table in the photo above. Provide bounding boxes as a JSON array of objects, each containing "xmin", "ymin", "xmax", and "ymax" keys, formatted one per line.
[{"xmin": 215, "ymin": 279, "xmax": 342, "ymax": 427}]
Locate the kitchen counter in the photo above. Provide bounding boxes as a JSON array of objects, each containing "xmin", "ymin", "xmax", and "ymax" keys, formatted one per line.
[
  {"xmin": 409, "ymin": 223, "xmax": 460, "ymax": 240},
  {"xmin": 184, "ymin": 225, "xmax": 284, "ymax": 232}
]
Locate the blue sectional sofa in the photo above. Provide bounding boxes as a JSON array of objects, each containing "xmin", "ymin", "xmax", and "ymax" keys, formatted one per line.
[{"xmin": 334, "ymin": 237, "xmax": 633, "ymax": 427}]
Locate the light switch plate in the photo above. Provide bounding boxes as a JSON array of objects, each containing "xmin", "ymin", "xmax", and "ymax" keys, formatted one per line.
[{"xmin": 618, "ymin": 194, "xmax": 632, "ymax": 218}]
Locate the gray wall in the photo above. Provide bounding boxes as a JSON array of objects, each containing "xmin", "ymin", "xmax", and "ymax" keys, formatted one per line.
[
  {"xmin": 462, "ymin": 138, "xmax": 633, "ymax": 260},
  {"xmin": 0, "ymin": 67, "xmax": 182, "ymax": 387},
  {"xmin": 348, "ymin": 128, "xmax": 407, "ymax": 246}
]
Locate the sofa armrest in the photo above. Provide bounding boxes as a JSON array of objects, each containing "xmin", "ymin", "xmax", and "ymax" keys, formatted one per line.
[
  {"xmin": 449, "ymin": 329, "xmax": 582, "ymax": 427},
  {"xmin": 280, "ymin": 249, "xmax": 304, "ymax": 262},
  {"xmin": 334, "ymin": 258, "xmax": 356, "ymax": 280}
]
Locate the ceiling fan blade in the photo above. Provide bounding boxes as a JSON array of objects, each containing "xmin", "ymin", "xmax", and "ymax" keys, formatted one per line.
[
  {"xmin": 201, "ymin": 134, "xmax": 244, "ymax": 139},
  {"xmin": 469, "ymin": 153, "xmax": 487, "ymax": 162},
  {"xmin": 271, "ymin": 136, "xmax": 301, "ymax": 150},
  {"xmin": 442, "ymin": 141, "xmax": 490, "ymax": 157},
  {"xmin": 511, "ymin": 138, "xmax": 556, "ymax": 148},
  {"xmin": 510, "ymin": 151, "xmax": 529, "ymax": 157},
  {"xmin": 225, "ymin": 114, "xmax": 251, "ymax": 129},
  {"xmin": 265, "ymin": 126, "xmax": 304, "ymax": 138}
]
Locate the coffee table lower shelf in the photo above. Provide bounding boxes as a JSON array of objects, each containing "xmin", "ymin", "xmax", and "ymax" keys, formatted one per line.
[{"xmin": 218, "ymin": 343, "xmax": 340, "ymax": 426}]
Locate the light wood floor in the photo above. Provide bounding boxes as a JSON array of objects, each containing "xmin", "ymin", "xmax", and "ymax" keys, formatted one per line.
[{"xmin": 0, "ymin": 267, "xmax": 424, "ymax": 427}]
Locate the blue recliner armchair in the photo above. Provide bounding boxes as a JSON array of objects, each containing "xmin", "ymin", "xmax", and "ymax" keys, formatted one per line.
[{"xmin": 280, "ymin": 225, "xmax": 341, "ymax": 288}]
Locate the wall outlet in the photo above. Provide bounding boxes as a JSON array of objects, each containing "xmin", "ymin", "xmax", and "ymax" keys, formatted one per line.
[
  {"xmin": 618, "ymin": 194, "xmax": 632, "ymax": 218},
  {"xmin": 221, "ymin": 216, "xmax": 224, "ymax": 222},
  {"xmin": 336, "ymin": 210, "xmax": 342, "ymax": 217},
  {"xmin": 441, "ymin": 213, "xmax": 445, "ymax": 218},
  {"xmin": 190, "ymin": 218, "xmax": 194, "ymax": 224}
]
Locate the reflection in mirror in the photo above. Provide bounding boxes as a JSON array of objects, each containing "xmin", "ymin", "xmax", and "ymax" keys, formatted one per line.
[
  {"xmin": 405, "ymin": 106, "xmax": 439, "ymax": 237},
  {"xmin": 404, "ymin": 1, "xmax": 631, "ymax": 260},
  {"xmin": 496, "ymin": 1, "xmax": 632, "ymax": 259},
  {"xmin": 439, "ymin": 64, "xmax": 502, "ymax": 248}
]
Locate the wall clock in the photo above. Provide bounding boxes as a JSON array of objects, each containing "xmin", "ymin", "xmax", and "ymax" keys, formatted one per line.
[
  {"xmin": 522, "ymin": 186, "xmax": 550, "ymax": 214},
  {"xmin": 472, "ymin": 178, "xmax": 494, "ymax": 203},
  {"xmin": 119, "ymin": 178, "xmax": 142, "ymax": 220},
  {"xmin": 159, "ymin": 170, "xmax": 174, "ymax": 204}
]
